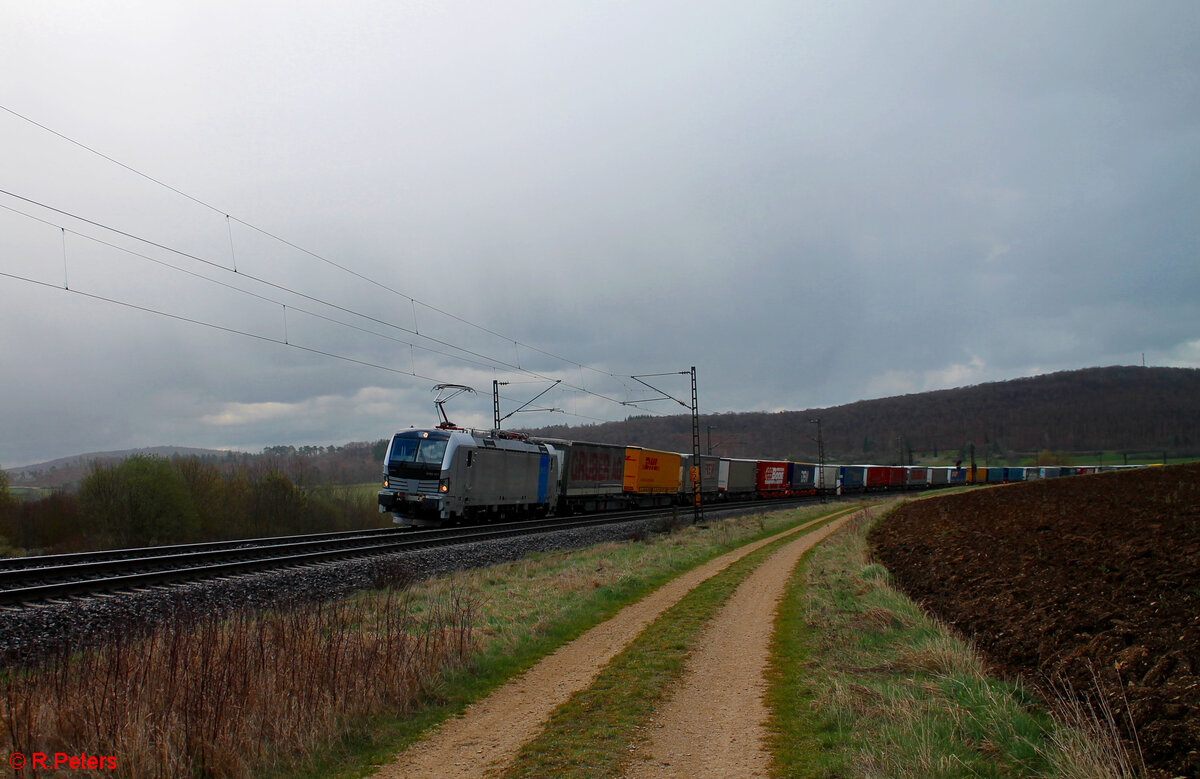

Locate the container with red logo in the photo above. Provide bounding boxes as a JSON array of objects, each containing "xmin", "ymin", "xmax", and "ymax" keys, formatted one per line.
[
  {"xmin": 623, "ymin": 446, "xmax": 682, "ymax": 498},
  {"xmin": 681, "ymin": 454, "xmax": 722, "ymax": 499},
  {"xmin": 756, "ymin": 460, "xmax": 790, "ymax": 498},
  {"xmin": 904, "ymin": 467, "xmax": 930, "ymax": 488},
  {"xmin": 531, "ymin": 437, "xmax": 627, "ymax": 512}
]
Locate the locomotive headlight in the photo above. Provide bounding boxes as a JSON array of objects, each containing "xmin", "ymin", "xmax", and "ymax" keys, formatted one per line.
[
  {"xmin": 383, "ymin": 477, "xmax": 390, "ymax": 488},
  {"xmin": 439, "ymin": 479, "xmax": 449, "ymax": 493}
]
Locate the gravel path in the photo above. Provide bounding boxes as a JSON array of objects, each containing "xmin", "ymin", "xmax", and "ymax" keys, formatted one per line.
[
  {"xmin": 373, "ymin": 508, "xmax": 858, "ymax": 778},
  {"xmin": 623, "ymin": 510, "xmax": 857, "ymax": 778}
]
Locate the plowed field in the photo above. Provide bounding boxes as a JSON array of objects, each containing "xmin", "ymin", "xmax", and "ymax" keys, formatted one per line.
[{"xmin": 869, "ymin": 464, "xmax": 1200, "ymax": 778}]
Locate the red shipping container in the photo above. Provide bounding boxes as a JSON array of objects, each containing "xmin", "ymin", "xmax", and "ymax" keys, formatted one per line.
[
  {"xmin": 756, "ymin": 460, "xmax": 789, "ymax": 497},
  {"xmin": 864, "ymin": 466, "xmax": 889, "ymax": 489}
]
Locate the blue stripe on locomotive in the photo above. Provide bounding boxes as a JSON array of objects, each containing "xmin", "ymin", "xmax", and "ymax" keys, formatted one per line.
[{"xmin": 537, "ymin": 453, "xmax": 550, "ymax": 503}]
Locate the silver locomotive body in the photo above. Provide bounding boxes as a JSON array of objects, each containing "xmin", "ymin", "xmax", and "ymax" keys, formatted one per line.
[{"xmin": 378, "ymin": 428, "xmax": 559, "ymax": 526}]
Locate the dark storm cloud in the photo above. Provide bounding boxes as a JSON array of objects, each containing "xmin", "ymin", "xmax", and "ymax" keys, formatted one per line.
[{"xmin": 1, "ymin": 0, "xmax": 1197, "ymax": 466}]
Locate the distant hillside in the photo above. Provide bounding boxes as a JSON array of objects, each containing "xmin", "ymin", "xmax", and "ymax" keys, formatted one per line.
[
  {"xmin": 9, "ymin": 366, "xmax": 1197, "ymax": 489},
  {"xmin": 7, "ymin": 443, "xmax": 387, "ymax": 491},
  {"xmin": 10, "ymin": 446, "xmax": 232, "ymax": 474},
  {"xmin": 522, "ymin": 366, "xmax": 1200, "ymax": 465},
  {"xmin": 6, "ymin": 447, "xmax": 237, "ymax": 489}
]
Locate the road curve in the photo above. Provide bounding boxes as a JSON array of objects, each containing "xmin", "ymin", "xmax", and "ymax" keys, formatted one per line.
[{"xmin": 372, "ymin": 507, "xmax": 859, "ymax": 778}]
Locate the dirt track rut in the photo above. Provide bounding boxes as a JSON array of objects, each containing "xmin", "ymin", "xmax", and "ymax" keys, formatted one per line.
[{"xmin": 622, "ymin": 514, "xmax": 852, "ymax": 777}]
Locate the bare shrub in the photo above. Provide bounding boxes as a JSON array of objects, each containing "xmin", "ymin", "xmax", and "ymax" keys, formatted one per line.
[{"xmin": 0, "ymin": 591, "xmax": 475, "ymax": 777}]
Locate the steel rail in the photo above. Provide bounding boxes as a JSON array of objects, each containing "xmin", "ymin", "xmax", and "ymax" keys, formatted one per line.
[
  {"xmin": 0, "ymin": 505, "xmax": 711, "ymax": 606},
  {"xmin": 0, "ymin": 526, "xmax": 416, "ymax": 571},
  {"xmin": 0, "ymin": 496, "xmax": 835, "ymax": 607}
]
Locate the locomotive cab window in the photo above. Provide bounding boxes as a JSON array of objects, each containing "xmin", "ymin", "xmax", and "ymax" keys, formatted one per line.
[{"xmin": 387, "ymin": 431, "xmax": 450, "ymax": 478}]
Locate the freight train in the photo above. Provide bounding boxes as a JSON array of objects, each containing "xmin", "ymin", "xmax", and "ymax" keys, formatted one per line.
[{"xmin": 376, "ymin": 425, "xmax": 1135, "ymax": 526}]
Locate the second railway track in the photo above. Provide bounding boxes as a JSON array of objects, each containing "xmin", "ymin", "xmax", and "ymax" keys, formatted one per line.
[{"xmin": 0, "ymin": 499, "xmax": 819, "ymax": 608}]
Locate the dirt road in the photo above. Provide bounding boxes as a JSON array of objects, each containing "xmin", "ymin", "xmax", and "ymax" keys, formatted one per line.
[
  {"xmin": 373, "ymin": 508, "xmax": 858, "ymax": 778},
  {"xmin": 621, "ymin": 513, "xmax": 851, "ymax": 777}
]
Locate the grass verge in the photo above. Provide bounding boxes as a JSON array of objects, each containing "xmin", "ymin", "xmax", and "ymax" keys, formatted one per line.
[{"xmin": 767, "ymin": 504, "xmax": 1143, "ymax": 778}]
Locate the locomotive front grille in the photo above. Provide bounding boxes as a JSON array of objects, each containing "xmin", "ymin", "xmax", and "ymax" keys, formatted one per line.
[{"xmin": 387, "ymin": 477, "xmax": 441, "ymax": 497}]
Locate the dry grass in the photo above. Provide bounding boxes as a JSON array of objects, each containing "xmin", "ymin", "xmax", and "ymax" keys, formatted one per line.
[
  {"xmin": 781, "ymin": 503, "xmax": 1146, "ymax": 778},
  {"xmin": 1, "ymin": 589, "xmax": 475, "ymax": 778},
  {"xmin": 1042, "ymin": 666, "xmax": 1147, "ymax": 779},
  {"xmin": 891, "ymin": 632, "xmax": 984, "ymax": 678}
]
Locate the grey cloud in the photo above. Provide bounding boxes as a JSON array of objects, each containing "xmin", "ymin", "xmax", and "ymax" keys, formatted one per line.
[{"xmin": 2, "ymin": 0, "xmax": 1198, "ymax": 466}]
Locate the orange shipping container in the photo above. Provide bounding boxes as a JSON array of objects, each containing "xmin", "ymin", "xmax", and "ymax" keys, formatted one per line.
[{"xmin": 623, "ymin": 447, "xmax": 682, "ymax": 494}]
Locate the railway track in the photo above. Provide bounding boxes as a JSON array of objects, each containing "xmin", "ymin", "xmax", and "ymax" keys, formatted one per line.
[{"xmin": 0, "ymin": 499, "xmax": 822, "ymax": 607}]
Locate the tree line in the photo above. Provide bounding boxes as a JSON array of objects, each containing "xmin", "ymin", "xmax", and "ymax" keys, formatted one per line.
[
  {"xmin": 0, "ymin": 456, "xmax": 385, "ymax": 556},
  {"xmin": 8, "ymin": 441, "xmax": 389, "ymax": 492},
  {"xmin": 526, "ymin": 366, "xmax": 1200, "ymax": 463}
]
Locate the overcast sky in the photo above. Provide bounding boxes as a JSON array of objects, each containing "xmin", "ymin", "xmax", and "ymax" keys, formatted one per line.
[{"xmin": 2, "ymin": 1, "xmax": 1198, "ymax": 467}]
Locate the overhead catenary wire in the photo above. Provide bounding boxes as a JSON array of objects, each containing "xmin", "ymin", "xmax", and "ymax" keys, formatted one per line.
[
  {"xmin": 0, "ymin": 103, "xmax": 628, "ymax": 384},
  {"xmin": 0, "ymin": 269, "xmax": 427, "ymax": 379},
  {"xmin": 0, "ymin": 265, "xmax": 627, "ymax": 427},
  {"xmin": 0, "ymin": 189, "xmax": 665, "ymax": 418},
  {"xmin": 0, "ymin": 105, "xmax": 713, "ymax": 420},
  {"xmin": 0, "ymin": 200, "xmax": 507, "ymax": 374},
  {"xmin": 60, "ymin": 227, "xmax": 68, "ymax": 289},
  {"xmin": 3, "ymin": 218, "xmax": 678, "ymax": 426}
]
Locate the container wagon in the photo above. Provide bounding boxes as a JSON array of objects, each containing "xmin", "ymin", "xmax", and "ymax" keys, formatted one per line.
[
  {"xmin": 864, "ymin": 466, "xmax": 890, "ymax": 490},
  {"xmin": 790, "ymin": 462, "xmax": 818, "ymax": 495},
  {"xmin": 904, "ymin": 467, "xmax": 930, "ymax": 488},
  {"xmin": 756, "ymin": 460, "xmax": 790, "ymax": 498},
  {"xmin": 839, "ymin": 465, "xmax": 866, "ymax": 492},
  {"xmin": 681, "ymin": 454, "xmax": 723, "ymax": 502},
  {"xmin": 623, "ymin": 447, "xmax": 682, "ymax": 507},
  {"xmin": 540, "ymin": 438, "xmax": 627, "ymax": 513},
  {"xmin": 725, "ymin": 459, "xmax": 757, "ymax": 500},
  {"xmin": 815, "ymin": 464, "xmax": 840, "ymax": 493}
]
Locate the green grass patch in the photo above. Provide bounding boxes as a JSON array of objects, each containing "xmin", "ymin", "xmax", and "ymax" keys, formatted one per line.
[
  {"xmin": 767, "ymin": 504, "xmax": 1142, "ymax": 778},
  {"xmin": 286, "ymin": 505, "xmax": 848, "ymax": 779},
  {"xmin": 7, "ymin": 485, "xmax": 53, "ymax": 502},
  {"xmin": 765, "ymin": 550, "xmax": 831, "ymax": 776},
  {"xmin": 310, "ymin": 483, "xmax": 381, "ymax": 502}
]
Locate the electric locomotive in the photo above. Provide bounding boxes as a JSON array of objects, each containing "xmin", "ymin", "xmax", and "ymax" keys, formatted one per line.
[{"xmin": 377, "ymin": 428, "xmax": 560, "ymax": 526}]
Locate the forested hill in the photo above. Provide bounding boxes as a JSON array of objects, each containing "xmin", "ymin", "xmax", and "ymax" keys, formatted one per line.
[
  {"xmin": 521, "ymin": 366, "xmax": 1200, "ymax": 465},
  {"xmin": 10, "ymin": 366, "xmax": 1198, "ymax": 490}
]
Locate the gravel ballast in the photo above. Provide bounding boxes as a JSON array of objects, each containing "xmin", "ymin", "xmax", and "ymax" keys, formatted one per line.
[{"xmin": 0, "ymin": 517, "xmax": 663, "ymax": 666}]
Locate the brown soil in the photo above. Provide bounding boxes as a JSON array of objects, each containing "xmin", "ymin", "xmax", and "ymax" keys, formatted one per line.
[
  {"xmin": 869, "ymin": 464, "xmax": 1200, "ymax": 778},
  {"xmin": 373, "ymin": 509, "xmax": 857, "ymax": 778}
]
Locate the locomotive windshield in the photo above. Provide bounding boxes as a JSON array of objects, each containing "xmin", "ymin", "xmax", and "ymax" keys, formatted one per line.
[{"xmin": 387, "ymin": 431, "xmax": 450, "ymax": 478}]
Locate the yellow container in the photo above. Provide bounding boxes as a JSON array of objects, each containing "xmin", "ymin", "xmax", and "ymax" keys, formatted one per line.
[{"xmin": 623, "ymin": 447, "xmax": 682, "ymax": 494}]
